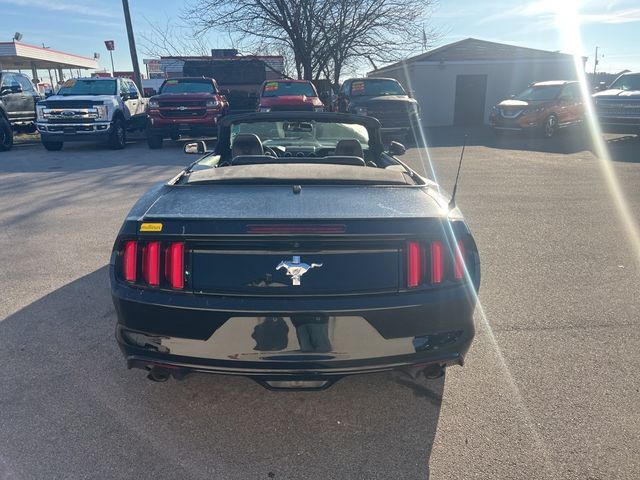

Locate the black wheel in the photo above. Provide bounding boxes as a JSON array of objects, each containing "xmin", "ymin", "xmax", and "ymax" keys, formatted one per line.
[
  {"xmin": 42, "ymin": 141, "xmax": 63, "ymax": 151},
  {"xmin": 542, "ymin": 114, "xmax": 558, "ymax": 138},
  {"xmin": 0, "ymin": 116, "xmax": 13, "ymax": 152},
  {"xmin": 108, "ymin": 117, "xmax": 126, "ymax": 149},
  {"xmin": 147, "ymin": 133, "xmax": 163, "ymax": 149}
]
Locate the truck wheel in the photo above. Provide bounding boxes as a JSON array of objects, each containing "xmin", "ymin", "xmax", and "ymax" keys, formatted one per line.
[
  {"xmin": 108, "ymin": 117, "xmax": 126, "ymax": 150},
  {"xmin": 542, "ymin": 114, "xmax": 558, "ymax": 138},
  {"xmin": 42, "ymin": 141, "xmax": 63, "ymax": 151},
  {"xmin": 147, "ymin": 133, "xmax": 163, "ymax": 149},
  {"xmin": 0, "ymin": 116, "xmax": 13, "ymax": 152}
]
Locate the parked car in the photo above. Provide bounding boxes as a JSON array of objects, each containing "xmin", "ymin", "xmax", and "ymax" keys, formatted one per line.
[
  {"xmin": 146, "ymin": 77, "xmax": 229, "ymax": 149},
  {"xmin": 489, "ymin": 81, "xmax": 584, "ymax": 138},
  {"xmin": 256, "ymin": 80, "xmax": 325, "ymax": 112},
  {"xmin": 0, "ymin": 71, "xmax": 40, "ymax": 151},
  {"xmin": 593, "ymin": 72, "xmax": 640, "ymax": 135},
  {"xmin": 36, "ymin": 77, "xmax": 147, "ymax": 150},
  {"xmin": 109, "ymin": 111, "xmax": 480, "ymax": 390},
  {"xmin": 332, "ymin": 77, "xmax": 420, "ymax": 141}
]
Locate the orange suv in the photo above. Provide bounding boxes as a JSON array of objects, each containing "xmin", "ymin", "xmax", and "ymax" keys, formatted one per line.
[{"xmin": 489, "ymin": 81, "xmax": 584, "ymax": 138}]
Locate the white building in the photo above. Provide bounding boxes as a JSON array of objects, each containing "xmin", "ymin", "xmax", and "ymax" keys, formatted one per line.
[{"xmin": 368, "ymin": 38, "xmax": 581, "ymax": 127}]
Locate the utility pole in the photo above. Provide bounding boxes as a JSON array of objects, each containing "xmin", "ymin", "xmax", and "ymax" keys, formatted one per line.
[
  {"xmin": 593, "ymin": 46, "xmax": 599, "ymax": 75},
  {"xmin": 109, "ymin": 50, "xmax": 115, "ymax": 76},
  {"xmin": 121, "ymin": 0, "xmax": 143, "ymax": 92}
]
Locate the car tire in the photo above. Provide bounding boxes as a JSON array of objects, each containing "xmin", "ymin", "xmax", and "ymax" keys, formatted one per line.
[
  {"xmin": 147, "ymin": 133, "xmax": 163, "ymax": 149},
  {"xmin": 108, "ymin": 117, "xmax": 126, "ymax": 150},
  {"xmin": 542, "ymin": 114, "xmax": 558, "ymax": 138},
  {"xmin": 42, "ymin": 141, "xmax": 63, "ymax": 151},
  {"xmin": 0, "ymin": 116, "xmax": 13, "ymax": 152}
]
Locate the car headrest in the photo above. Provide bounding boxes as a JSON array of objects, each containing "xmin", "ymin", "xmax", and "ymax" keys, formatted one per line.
[
  {"xmin": 333, "ymin": 139, "xmax": 364, "ymax": 159},
  {"xmin": 232, "ymin": 133, "xmax": 263, "ymax": 157}
]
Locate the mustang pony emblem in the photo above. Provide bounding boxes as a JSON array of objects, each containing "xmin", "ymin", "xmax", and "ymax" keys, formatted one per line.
[{"xmin": 276, "ymin": 256, "xmax": 322, "ymax": 286}]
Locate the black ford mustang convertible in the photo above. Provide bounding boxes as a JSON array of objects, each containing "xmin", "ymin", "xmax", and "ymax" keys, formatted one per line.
[{"xmin": 110, "ymin": 112, "xmax": 480, "ymax": 390}]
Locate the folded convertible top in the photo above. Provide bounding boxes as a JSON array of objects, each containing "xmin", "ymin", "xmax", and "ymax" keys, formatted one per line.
[{"xmin": 183, "ymin": 163, "xmax": 414, "ymax": 185}]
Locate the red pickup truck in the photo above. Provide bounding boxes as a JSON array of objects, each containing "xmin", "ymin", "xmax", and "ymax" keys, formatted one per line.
[
  {"xmin": 257, "ymin": 80, "xmax": 325, "ymax": 112},
  {"xmin": 146, "ymin": 77, "xmax": 228, "ymax": 149}
]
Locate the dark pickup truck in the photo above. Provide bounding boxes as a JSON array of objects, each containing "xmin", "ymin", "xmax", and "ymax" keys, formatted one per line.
[
  {"xmin": 332, "ymin": 77, "xmax": 420, "ymax": 141},
  {"xmin": 146, "ymin": 77, "xmax": 229, "ymax": 149},
  {"xmin": 0, "ymin": 71, "xmax": 40, "ymax": 151},
  {"xmin": 593, "ymin": 72, "xmax": 640, "ymax": 135}
]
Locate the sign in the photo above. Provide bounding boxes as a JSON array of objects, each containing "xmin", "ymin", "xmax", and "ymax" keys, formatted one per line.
[{"xmin": 104, "ymin": 40, "xmax": 115, "ymax": 51}]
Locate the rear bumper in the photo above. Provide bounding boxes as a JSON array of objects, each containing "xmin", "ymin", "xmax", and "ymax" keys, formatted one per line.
[
  {"xmin": 111, "ymin": 274, "xmax": 477, "ymax": 387},
  {"xmin": 36, "ymin": 121, "xmax": 112, "ymax": 142}
]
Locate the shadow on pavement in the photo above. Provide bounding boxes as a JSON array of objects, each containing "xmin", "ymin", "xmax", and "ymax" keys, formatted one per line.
[{"xmin": 0, "ymin": 267, "xmax": 444, "ymax": 479}]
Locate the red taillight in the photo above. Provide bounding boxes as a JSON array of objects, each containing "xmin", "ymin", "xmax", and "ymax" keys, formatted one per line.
[
  {"xmin": 165, "ymin": 242, "xmax": 184, "ymax": 289},
  {"xmin": 122, "ymin": 240, "xmax": 137, "ymax": 282},
  {"xmin": 430, "ymin": 241, "xmax": 443, "ymax": 284},
  {"xmin": 454, "ymin": 239, "xmax": 465, "ymax": 280},
  {"xmin": 407, "ymin": 241, "xmax": 423, "ymax": 288},
  {"xmin": 142, "ymin": 241, "xmax": 161, "ymax": 286}
]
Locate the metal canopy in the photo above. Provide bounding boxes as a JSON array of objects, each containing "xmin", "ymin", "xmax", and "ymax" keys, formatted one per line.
[{"xmin": 0, "ymin": 41, "xmax": 97, "ymax": 70}]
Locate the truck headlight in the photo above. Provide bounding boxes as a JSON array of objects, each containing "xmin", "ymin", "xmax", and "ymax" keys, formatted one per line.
[
  {"xmin": 353, "ymin": 106, "xmax": 367, "ymax": 115},
  {"xmin": 96, "ymin": 105, "xmax": 108, "ymax": 120},
  {"xmin": 36, "ymin": 105, "xmax": 46, "ymax": 121},
  {"xmin": 258, "ymin": 107, "xmax": 271, "ymax": 112},
  {"xmin": 206, "ymin": 100, "xmax": 219, "ymax": 108},
  {"xmin": 407, "ymin": 103, "xmax": 420, "ymax": 115},
  {"xmin": 148, "ymin": 99, "xmax": 160, "ymax": 109}
]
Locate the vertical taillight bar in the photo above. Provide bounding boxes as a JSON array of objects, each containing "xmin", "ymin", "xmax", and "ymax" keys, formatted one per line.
[
  {"xmin": 454, "ymin": 239, "xmax": 465, "ymax": 280},
  {"xmin": 407, "ymin": 241, "xmax": 423, "ymax": 288},
  {"xmin": 142, "ymin": 241, "xmax": 161, "ymax": 286},
  {"xmin": 122, "ymin": 240, "xmax": 137, "ymax": 282},
  {"xmin": 166, "ymin": 242, "xmax": 185, "ymax": 289},
  {"xmin": 430, "ymin": 241, "xmax": 443, "ymax": 284}
]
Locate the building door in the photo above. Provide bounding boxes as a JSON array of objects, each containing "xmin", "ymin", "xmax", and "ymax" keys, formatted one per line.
[{"xmin": 454, "ymin": 74, "xmax": 487, "ymax": 126}]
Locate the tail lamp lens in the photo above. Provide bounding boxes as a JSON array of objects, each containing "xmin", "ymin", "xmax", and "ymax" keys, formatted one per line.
[
  {"xmin": 430, "ymin": 241, "xmax": 443, "ymax": 284},
  {"xmin": 122, "ymin": 241, "xmax": 137, "ymax": 282},
  {"xmin": 165, "ymin": 242, "xmax": 185, "ymax": 289},
  {"xmin": 454, "ymin": 239, "xmax": 465, "ymax": 280},
  {"xmin": 407, "ymin": 241, "xmax": 423, "ymax": 288},
  {"xmin": 142, "ymin": 241, "xmax": 161, "ymax": 286}
]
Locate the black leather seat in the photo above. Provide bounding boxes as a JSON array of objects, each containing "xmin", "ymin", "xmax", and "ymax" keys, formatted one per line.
[
  {"xmin": 333, "ymin": 139, "xmax": 364, "ymax": 159},
  {"xmin": 232, "ymin": 133, "xmax": 264, "ymax": 158}
]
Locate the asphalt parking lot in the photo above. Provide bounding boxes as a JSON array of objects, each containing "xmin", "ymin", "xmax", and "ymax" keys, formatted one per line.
[{"xmin": 1, "ymin": 128, "xmax": 639, "ymax": 479}]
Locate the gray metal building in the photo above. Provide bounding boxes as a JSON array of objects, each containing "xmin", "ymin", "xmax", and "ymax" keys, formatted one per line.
[{"xmin": 368, "ymin": 38, "xmax": 581, "ymax": 127}]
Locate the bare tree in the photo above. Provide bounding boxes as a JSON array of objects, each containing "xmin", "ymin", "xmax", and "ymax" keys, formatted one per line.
[{"xmin": 140, "ymin": 16, "xmax": 212, "ymax": 58}]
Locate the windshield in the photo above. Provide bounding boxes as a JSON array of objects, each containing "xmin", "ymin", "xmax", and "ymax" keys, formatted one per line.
[
  {"xmin": 350, "ymin": 79, "xmax": 406, "ymax": 96},
  {"xmin": 56, "ymin": 79, "xmax": 116, "ymax": 96},
  {"xmin": 229, "ymin": 120, "xmax": 369, "ymax": 149},
  {"xmin": 515, "ymin": 85, "xmax": 562, "ymax": 101},
  {"xmin": 609, "ymin": 74, "xmax": 640, "ymax": 91},
  {"xmin": 160, "ymin": 79, "xmax": 216, "ymax": 94},
  {"xmin": 262, "ymin": 81, "xmax": 317, "ymax": 97}
]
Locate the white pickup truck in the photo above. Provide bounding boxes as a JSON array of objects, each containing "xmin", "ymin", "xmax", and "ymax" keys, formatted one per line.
[{"xmin": 36, "ymin": 77, "xmax": 148, "ymax": 151}]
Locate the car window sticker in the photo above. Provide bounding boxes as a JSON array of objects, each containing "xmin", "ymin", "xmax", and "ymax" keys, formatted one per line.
[
  {"xmin": 351, "ymin": 81, "xmax": 365, "ymax": 94},
  {"xmin": 264, "ymin": 82, "xmax": 279, "ymax": 92}
]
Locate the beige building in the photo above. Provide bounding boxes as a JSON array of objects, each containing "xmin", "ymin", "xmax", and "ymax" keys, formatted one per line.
[{"xmin": 368, "ymin": 38, "xmax": 581, "ymax": 127}]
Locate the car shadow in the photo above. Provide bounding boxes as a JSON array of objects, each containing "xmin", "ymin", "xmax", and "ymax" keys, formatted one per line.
[{"xmin": 0, "ymin": 267, "xmax": 444, "ymax": 479}]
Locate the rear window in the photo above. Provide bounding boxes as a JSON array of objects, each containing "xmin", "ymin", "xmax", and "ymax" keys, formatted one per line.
[
  {"xmin": 161, "ymin": 79, "xmax": 216, "ymax": 94},
  {"xmin": 262, "ymin": 81, "xmax": 317, "ymax": 97}
]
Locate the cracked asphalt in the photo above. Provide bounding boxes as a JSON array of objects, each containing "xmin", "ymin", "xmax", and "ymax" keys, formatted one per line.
[{"xmin": 0, "ymin": 128, "xmax": 638, "ymax": 479}]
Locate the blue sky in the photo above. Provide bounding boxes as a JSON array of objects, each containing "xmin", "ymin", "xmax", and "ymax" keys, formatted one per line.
[{"xmin": 2, "ymin": 0, "xmax": 639, "ymax": 76}]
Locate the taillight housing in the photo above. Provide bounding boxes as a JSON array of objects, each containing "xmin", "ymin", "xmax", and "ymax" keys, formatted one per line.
[
  {"xmin": 119, "ymin": 239, "xmax": 185, "ymax": 290},
  {"xmin": 406, "ymin": 238, "xmax": 467, "ymax": 288}
]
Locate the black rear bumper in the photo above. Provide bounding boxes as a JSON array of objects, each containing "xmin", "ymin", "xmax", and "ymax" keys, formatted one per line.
[{"xmin": 111, "ymin": 273, "xmax": 477, "ymax": 387}]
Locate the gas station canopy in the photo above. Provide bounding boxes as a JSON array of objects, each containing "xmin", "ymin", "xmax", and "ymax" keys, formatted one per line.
[{"xmin": 0, "ymin": 41, "xmax": 98, "ymax": 71}]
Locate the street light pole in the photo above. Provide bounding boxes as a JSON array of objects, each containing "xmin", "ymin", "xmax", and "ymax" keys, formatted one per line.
[
  {"xmin": 109, "ymin": 50, "xmax": 115, "ymax": 76},
  {"xmin": 121, "ymin": 0, "xmax": 143, "ymax": 92},
  {"xmin": 593, "ymin": 46, "xmax": 599, "ymax": 75}
]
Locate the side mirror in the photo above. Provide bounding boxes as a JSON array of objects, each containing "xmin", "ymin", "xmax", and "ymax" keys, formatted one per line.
[
  {"xmin": 184, "ymin": 141, "xmax": 207, "ymax": 154},
  {"xmin": 44, "ymin": 88, "xmax": 53, "ymax": 98},
  {"xmin": 408, "ymin": 90, "xmax": 415, "ymax": 98},
  {"xmin": 129, "ymin": 92, "xmax": 139, "ymax": 100},
  {"xmin": 389, "ymin": 140, "xmax": 406, "ymax": 156}
]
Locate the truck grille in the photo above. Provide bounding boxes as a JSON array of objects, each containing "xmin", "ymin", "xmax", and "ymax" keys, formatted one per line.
[
  {"xmin": 159, "ymin": 101, "xmax": 207, "ymax": 108},
  {"xmin": 367, "ymin": 103, "xmax": 413, "ymax": 128},
  {"xmin": 160, "ymin": 109, "xmax": 207, "ymax": 118},
  {"xmin": 596, "ymin": 101, "xmax": 640, "ymax": 117}
]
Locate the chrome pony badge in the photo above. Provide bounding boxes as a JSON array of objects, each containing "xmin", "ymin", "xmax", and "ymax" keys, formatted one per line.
[{"xmin": 276, "ymin": 256, "xmax": 322, "ymax": 286}]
